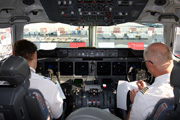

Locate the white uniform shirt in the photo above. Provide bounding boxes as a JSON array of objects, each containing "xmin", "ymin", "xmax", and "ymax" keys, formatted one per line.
[
  {"xmin": 129, "ymin": 73, "xmax": 174, "ymax": 120},
  {"xmin": 29, "ymin": 67, "xmax": 64, "ymax": 119}
]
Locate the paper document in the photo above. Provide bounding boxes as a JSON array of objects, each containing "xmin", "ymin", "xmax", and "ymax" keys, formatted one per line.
[{"xmin": 117, "ymin": 80, "xmax": 138, "ymax": 110}]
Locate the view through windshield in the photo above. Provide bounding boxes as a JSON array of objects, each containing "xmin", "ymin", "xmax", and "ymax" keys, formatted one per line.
[
  {"xmin": 23, "ymin": 22, "xmax": 163, "ymax": 50},
  {"xmin": 96, "ymin": 23, "xmax": 163, "ymax": 49},
  {"xmin": 24, "ymin": 23, "xmax": 89, "ymax": 49},
  {"xmin": 173, "ymin": 27, "xmax": 180, "ymax": 57},
  {"xmin": 0, "ymin": 27, "xmax": 12, "ymax": 60}
]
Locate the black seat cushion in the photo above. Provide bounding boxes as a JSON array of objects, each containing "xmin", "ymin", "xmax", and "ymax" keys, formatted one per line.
[
  {"xmin": 0, "ymin": 56, "xmax": 30, "ymax": 87},
  {"xmin": 170, "ymin": 61, "xmax": 180, "ymax": 88}
]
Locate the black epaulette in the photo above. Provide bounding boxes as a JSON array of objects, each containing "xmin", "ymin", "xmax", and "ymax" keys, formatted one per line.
[{"xmin": 140, "ymin": 87, "xmax": 149, "ymax": 94}]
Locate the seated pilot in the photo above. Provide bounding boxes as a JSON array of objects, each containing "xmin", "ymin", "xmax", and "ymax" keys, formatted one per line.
[
  {"xmin": 118, "ymin": 43, "xmax": 174, "ymax": 120},
  {"xmin": 13, "ymin": 39, "xmax": 65, "ymax": 119}
]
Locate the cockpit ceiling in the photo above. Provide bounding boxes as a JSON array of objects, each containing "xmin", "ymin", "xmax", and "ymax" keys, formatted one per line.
[{"xmin": 0, "ymin": 0, "xmax": 180, "ymax": 25}]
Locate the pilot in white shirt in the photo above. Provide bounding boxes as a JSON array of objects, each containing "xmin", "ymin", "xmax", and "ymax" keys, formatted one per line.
[
  {"xmin": 128, "ymin": 43, "xmax": 174, "ymax": 120},
  {"xmin": 129, "ymin": 73, "xmax": 174, "ymax": 120},
  {"xmin": 29, "ymin": 67, "xmax": 65, "ymax": 119},
  {"xmin": 13, "ymin": 40, "xmax": 66, "ymax": 119}
]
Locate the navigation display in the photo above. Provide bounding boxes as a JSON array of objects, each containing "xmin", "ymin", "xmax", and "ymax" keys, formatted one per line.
[
  {"xmin": 112, "ymin": 62, "xmax": 126, "ymax": 75},
  {"xmin": 75, "ymin": 62, "xmax": 89, "ymax": 75},
  {"xmin": 97, "ymin": 62, "xmax": 111, "ymax": 75},
  {"xmin": 60, "ymin": 62, "xmax": 73, "ymax": 75}
]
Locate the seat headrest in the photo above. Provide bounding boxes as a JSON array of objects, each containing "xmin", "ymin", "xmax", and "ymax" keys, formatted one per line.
[
  {"xmin": 170, "ymin": 61, "xmax": 180, "ymax": 88},
  {"xmin": 0, "ymin": 56, "xmax": 30, "ymax": 86}
]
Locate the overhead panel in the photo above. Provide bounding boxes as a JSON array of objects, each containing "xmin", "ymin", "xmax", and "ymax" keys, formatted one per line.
[{"xmin": 40, "ymin": 0, "xmax": 149, "ymax": 26}]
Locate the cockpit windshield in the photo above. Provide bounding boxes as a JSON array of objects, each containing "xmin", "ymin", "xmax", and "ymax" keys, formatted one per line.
[
  {"xmin": 96, "ymin": 23, "xmax": 163, "ymax": 49},
  {"xmin": 23, "ymin": 23, "xmax": 89, "ymax": 49},
  {"xmin": 23, "ymin": 22, "xmax": 163, "ymax": 50}
]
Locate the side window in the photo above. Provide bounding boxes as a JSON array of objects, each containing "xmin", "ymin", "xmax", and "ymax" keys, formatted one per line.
[
  {"xmin": 0, "ymin": 28, "xmax": 12, "ymax": 60},
  {"xmin": 174, "ymin": 27, "xmax": 180, "ymax": 58}
]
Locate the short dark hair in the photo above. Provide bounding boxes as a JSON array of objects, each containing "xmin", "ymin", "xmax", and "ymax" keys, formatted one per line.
[{"xmin": 13, "ymin": 39, "xmax": 37, "ymax": 60}]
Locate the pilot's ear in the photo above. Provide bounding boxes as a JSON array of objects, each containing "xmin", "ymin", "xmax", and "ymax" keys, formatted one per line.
[
  {"xmin": 146, "ymin": 61, "xmax": 154, "ymax": 73},
  {"xmin": 147, "ymin": 61, "xmax": 153, "ymax": 67},
  {"xmin": 33, "ymin": 51, "xmax": 37, "ymax": 59}
]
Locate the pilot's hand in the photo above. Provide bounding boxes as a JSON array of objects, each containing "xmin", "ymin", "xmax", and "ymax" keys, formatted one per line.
[
  {"xmin": 136, "ymin": 80, "xmax": 145, "ymax": 90},
  {"xmin": 130, "ymin": 89, "xmax": 137, "ymax": 103}
]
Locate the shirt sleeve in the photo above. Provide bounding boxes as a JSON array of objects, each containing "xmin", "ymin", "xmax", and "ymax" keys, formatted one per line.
[
  {"xmin": 50, "ymin": 86, "xmax": 64, "ymax": 119},
  {"xmin": 30, "ymin": 73, "xmax": 64, "ymax": 119},
  {"xmin": 40, "ymin": 78, "xmax": 64, "ymax": 119},
  {"xmin": 129, "ymin": 92, "xmax": 148, "ymax": 120}
]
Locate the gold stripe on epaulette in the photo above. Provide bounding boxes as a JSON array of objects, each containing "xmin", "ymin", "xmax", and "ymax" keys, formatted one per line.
[{"xmin": 140, "ymin": 87, "xmax": 149, "ymax": 94}]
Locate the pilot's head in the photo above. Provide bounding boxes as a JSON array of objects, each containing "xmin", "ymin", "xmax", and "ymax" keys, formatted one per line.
[
  {"xmin": 13, "ymin": 39, "xmax": 37, "ymax": 69},
  {"xmin": 143, "ymin": 43, "xmax": 173, "ymax": 77}
]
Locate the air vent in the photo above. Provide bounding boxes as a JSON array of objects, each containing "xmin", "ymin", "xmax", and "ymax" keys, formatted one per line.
[
  {"xmin": 118, "ymin": 0, "xmax": 133, "ymax": 6},
  {"xmin": 154, "ymin": 0, "xmax": 166, "ymax": 6},
  {"xmin": 22, "ymin": 0, "xmax": 35, "ymax": 5}
]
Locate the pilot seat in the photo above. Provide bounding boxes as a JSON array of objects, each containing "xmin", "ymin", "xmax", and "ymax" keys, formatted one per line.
[
  {"xmin": 0, "ymin": 56, "xmax": 51, "ymax": 120},
  {"xmin": 146, "ymin": 61, "xmax": 180, "ymax": 120}
]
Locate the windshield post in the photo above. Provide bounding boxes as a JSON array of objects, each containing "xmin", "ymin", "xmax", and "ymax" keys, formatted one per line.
[{"xmin": 89, "ymin": 26, "xmax": 96, "ymax": 47}]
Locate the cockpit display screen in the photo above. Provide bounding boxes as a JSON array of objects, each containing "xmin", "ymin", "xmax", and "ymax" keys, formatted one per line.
[
  {"xmin": 97, "ymin": 62, "xmax": 111, "ymax": 75},
  {"xmin": 112, "ymin": 62, "xmax": 126, "ymax": 75},
  {"xmin": 75, "ymin": 62, "xmax": 88, "ymax": 75},
  {"xmin": 60, "ymin": 62, "xmax": 73, "ymax": 75}
]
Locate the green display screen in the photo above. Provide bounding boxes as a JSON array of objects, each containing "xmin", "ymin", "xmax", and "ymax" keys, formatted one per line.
[{"xmin": 74, "ymin": 79, "xmax": 83, "ymax": 84}]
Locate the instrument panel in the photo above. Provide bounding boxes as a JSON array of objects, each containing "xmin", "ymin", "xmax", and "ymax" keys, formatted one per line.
[
  {"xmin": 38, "ymin": 60, "xmax": 147, "ymax": 82},
  {"xmin": 38, "ymin": 48, "xmax": 143, "ymax": 58},
  {"xmin": 37, "ymin": 48, "xmax": 147, "ymax": 83}
]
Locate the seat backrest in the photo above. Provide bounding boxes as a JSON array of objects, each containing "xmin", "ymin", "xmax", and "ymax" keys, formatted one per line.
[
  {"xmin": 146, "ymin": 98, "xmax": 178, "ymax": 120},
  {"xmin": 25, "ymin": 89, "xmax": 51, "ymax": 120},
  {"xmin": 170, "ymin": 61, "xmax": 180, "ymax": 114},
  {"xmin": 0, "ymin": 56, "xmax": 51, "ymax": 120},
  {"xmin": 146, "ymin": 61, "xmax": 180, "ymax": 120}
]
